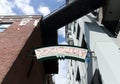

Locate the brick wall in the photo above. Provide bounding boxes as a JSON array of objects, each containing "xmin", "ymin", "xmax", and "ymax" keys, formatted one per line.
[{"xmin": 0, "ymin": 16, "xmax": 46, "ymax": 84}]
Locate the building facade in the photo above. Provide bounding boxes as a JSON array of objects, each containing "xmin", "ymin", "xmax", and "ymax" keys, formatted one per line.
[
  {"xmin": 66, "ymin": 0, "xmax": 120, "ymax": 84},
  {"xmin": 0, "ymin": 15, "xmax": 56, "ymax": 84},
  {"xmin": 65, "ymin": 7, "xmax": 120, "ymax": 84}
]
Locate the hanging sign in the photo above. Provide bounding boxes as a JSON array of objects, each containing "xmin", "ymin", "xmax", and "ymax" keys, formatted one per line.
[{"xmin": 35, "ymin": 46, "xmax": 88, "ymax": 62}]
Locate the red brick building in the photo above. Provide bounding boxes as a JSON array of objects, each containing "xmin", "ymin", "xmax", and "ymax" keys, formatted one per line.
[{"xmin": 0, "ymin": 15, "xmax": 57, "ymax": 84}]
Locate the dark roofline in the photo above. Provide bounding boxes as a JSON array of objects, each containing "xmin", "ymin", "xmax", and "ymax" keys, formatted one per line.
[{"xmin": 41, "ymin": 0, "xmax": 104, "ymax": 31}]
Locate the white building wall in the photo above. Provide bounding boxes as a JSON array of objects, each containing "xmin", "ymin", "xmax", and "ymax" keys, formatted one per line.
[
  {"xmin": 66, "ymin": 13, "xmax": 120, "ymax": 84},
  {"xmin": 80, "ymin": 14, "xmax": 120, "ymax": 84}
]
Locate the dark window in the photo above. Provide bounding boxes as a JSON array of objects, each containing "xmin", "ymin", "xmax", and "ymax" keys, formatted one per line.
[
  {"xmin": 76, "ymin": 24, "xmax": 80, "ymax": 40},
  {"xmin": 71, "ymin": 60, "xmax": 72, "ymax": 66},
  {"xmin": 72, "ymin": 70, "xmax": 74, "ymax": 75},
  {"xmin": 0, "ymin": 23, "xmax": 12, "ymax": 32},
  {"xmin": 68, "ymin": 39, "xmax": 74, "ymax": 45},
  {"xmin": 81, "ymin": 35, "xmax": 87, "ymax": 49},
  {"xmin": 73, "ymin": 24, "xmax": 76, "ymax": 33},
  {"xmin": 76, "ymin": 68, "xmax": 81, "ymax": 82}
]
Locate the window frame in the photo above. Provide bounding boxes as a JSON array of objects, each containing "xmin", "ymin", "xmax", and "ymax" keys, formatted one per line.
[{"xmin": 0, "ymin": 22, "xmax": 12, "ymax": 32}]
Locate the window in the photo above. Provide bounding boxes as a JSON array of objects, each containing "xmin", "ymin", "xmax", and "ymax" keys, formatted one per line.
[
  {"xmin": 68, "ymin": 39, "xmax": 74, "ymax": 45},
  {"xmin": 81, "ymin": 35, "xmax": 87, "ymax": 49},
  {"xmin": 0, "ymin": 23, "xmax": 12, "ymax": 32},
  {"xmin": 76, "ymin": 24, "xmax": 80, "ymax": 40},
  {"xmin": 70, "ymin": 60, "xmax": 72, "ymax": 66},
  {"xmin": 76, "ymin": 67, "xmax": 81, "ymax": 82}
]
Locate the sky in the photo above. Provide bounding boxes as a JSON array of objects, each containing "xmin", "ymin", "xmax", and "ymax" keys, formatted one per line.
[
  {"xmin": 0, "ymin": 0, "xmax": 65, "ymax": 15},
  {"xmin": 0, "ymin": 0, "xmax": 67, "ymax": 84},
  {"xmin": 0, "ymin": 0, "xmax": 66, "ymax": 43},
  {"xmin": 53, "ymin": 60, "xmax": 68, "ymax": 84}
]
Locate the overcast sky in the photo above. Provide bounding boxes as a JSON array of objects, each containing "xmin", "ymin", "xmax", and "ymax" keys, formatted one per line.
[{"xmin": 0, "ymin": 0, "xmax": 67, "ymax": 84}]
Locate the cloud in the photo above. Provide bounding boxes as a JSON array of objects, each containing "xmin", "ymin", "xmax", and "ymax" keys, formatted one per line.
[
  {"xmin": 0, "ymin": 0, "xmax": 15, "ymax": 15},
  {"xmin": 14, "ymin": 0, "xmax": 36, "ymax": 15},
  {"xmin": 37, "ymin": 6, "xmax": 50, "ymax": 16}
]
